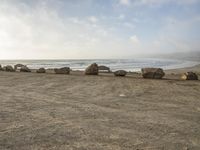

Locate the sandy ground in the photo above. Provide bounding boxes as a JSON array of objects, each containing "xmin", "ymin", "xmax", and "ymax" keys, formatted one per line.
[{"xmin": 0, "ymin": 65, "xmax": 200, "ymax": 150}]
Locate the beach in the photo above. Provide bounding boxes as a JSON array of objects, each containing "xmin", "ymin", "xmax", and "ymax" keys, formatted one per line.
[
  {"xmin": 0, "ymin": 65, "xmax": 200, "ymax": 150},
  {"xmin": 0, "ymin": 58, "xmax": 199, "ymax": 72}
]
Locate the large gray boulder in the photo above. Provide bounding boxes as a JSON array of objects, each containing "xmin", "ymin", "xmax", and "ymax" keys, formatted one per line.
[
  {"xmin": 54, "ymin": 67, "xmax": 70, "ymax": 74},
  {"xmin": 114, "ymin": 70, "xmax": 127, "ymax": 76},
  {"xmin": 20, "ymin": 66, "xmax": 31, "ymax": 72},
  {"xmin": 85, "ymin": 63, "xmax": 98, "ymax": 75},
  {"xmin": 3, "ymin": 65, "xmax": 15, "ymax": 72},
  {"xmin": 36, "ymin": 68, "xmax": 46, "ymax": 73},
  {"xmin": 141, "ymin": 68, "xmax": 165, "ymax": 79},
  {"xmin": 14, "ymin": 64, "xmax": 26, "ymax": 70},
  {"xmin": 98, "ymin": 65, "xmax": 111, "ymax": 73},
  {"xmin": 181, "ymin": 72, "xmax": 198, "ymax": 80}
]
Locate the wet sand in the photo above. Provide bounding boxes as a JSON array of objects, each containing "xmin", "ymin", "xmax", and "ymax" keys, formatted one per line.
[{"xmin": 0, "ymin": 65, "xmax": 200, "ymax": 150}]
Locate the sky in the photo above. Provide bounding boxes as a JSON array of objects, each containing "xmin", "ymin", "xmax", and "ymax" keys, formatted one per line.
[{"xmin": 0, "ymin": 0, "xmax": 200, "ymax": 59}]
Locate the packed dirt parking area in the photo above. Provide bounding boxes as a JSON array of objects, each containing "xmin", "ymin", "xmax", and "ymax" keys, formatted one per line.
[{"xmin": 0, "ymin": 69, "xmax": 200, "ymax": 150}]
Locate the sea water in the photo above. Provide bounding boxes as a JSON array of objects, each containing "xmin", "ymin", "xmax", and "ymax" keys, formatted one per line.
[{"xmin": 0, "ymin": 58, "xmax": 199, "ymax": 72}]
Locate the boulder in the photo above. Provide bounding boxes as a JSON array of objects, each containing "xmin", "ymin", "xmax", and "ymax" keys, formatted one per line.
[
  {"xmin": 98, "ymin": 65, "xmax": 111, "ymax": 72},
  {"xmin": 20, "ymin": 66, "xmax": 31, "ymax": 72},
  {"xmin": 181, "ymin": 72, "xmax": 198, "ymax": 80},
  {"xmin": 54, "ymin": 67, "xmax": 70, "ymax": 74},
  {"xmin": 36, "ymin": 68, "xmax": 46, "ymax": 73},
  {"xmin": 114, "ymin": 70, "xmax": 127, "ymax": 76},
  {"xmin": 3, "ymin": 65, "xmax": 15, "ymax": 72},
  {"xmin": 14, "ymin": 64, "xmax": 26, "ymax": 70},
  {"xmin": 141, "ymin": 68, "xmax": 165, "ymax": 79},
  {"xmin": 0, "ymin": 65, "xmax": 3, "ymax": 71},
  {"xmin": 85, "ymin": 63, "xmax": 98, "ymax": 75}
]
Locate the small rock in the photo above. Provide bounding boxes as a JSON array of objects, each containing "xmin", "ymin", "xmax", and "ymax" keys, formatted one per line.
[
  {"xmin": 119, "ymin": 94, "xmax": 126, "ymax": 97},
  {"xmin": 20, "ymin": 66, "xmax": 31, "ymax": 72},
  {"xmin": 14, "ymin": 64, "xmax": 26, "ymax": 70},
  {"xmin": 114, "ymin": 70, "xmax": 127, "ymax": 76},
  {"xmin": 85, "ymin": 63, "xmax": 98, "ymax": 75},
  {"xmin": 0, "ymin": 64, "xmax": 3, "ymax": 71},
  {"xmin": 181, "ymin": 72, "xmax": 198, "ymax": 80},
  {"xmin": 54, "ymin": 67, "xmax": 70, "ymax": 74},
  {"xmin": 98, "ymin": 65, "xmax": 111, "ymax": 73},
  {"xmin": 36, "ymin": 68, "xmax": 46, "ymax": 73}
]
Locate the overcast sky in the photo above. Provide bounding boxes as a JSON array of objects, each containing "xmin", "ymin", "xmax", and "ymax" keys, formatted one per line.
[{"xmin": 0, "ymin": 0, "xmax": 200, "ymax": 59}]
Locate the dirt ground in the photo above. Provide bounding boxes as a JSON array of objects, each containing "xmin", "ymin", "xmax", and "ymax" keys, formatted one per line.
[{"xmin": 0, "ymin": 67, "xmax": 200, "ymax": 150}]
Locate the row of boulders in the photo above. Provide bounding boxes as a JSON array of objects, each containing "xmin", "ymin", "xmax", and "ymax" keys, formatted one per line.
[
  {"xmin": 85, "ymin": 63, "xmax": 165, "ymax": 78},
  {"xmin": 84, "ymin": 63, "xmax": 198, "ymax": 80},
  {"xmin": 0, "ymin": 64, "xmax": 31, "ymax": 72},
  {"xmin": 0, "ymin": 64, "xmax": 70, "ymax": 74},
  {"xmin": 0, "ymin": 64, "xmax": 37, "ymax": 73},
  {"xmin": 0, "ymin": 63, "xmax": 198, "ymax": 80},
  {"xmin": 85, "ymin": 63, "xmax": 127, "ymax": 76}
]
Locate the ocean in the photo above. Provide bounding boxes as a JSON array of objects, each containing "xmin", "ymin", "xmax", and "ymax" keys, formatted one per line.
[{"xmin": 0, "ymin": 58, "xmax": 199, "ymax": 72}]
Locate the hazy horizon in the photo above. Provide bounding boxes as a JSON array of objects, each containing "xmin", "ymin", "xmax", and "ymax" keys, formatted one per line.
[{"xmin": 0, "ymin": 0, "xmax": 200, "ymax": 59}]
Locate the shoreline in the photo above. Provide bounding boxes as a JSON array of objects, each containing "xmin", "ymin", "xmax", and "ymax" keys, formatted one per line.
[
  {"xmin": 165, "ymin": 64, "xmax": 200, "ymax": 74},
  {"xmin": 32, "ymin": 63, "xmax": 200, "ymax": 74},
  {"xmin": 1, "ymin": 63, "xmax": 199, "ymax": 82},
  {"xmin": 0, "ymin": 59, "xmax": 199, "ymax": 72},
  {"xmin": 1, "ymin": 63, "xmax": 200, "ymax": 74}
]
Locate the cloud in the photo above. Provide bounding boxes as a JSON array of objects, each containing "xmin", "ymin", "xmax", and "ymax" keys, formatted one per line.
[
  {"xmin": 140, "ymin": 0, "xmax": 198, "ymax": 5},
  {"xmin": 88, "ymin": 16, "xmax": 98, "ymax": 23},
  {"xmin": 123, "ymin": 22, "xmax": 135, "ymax": 29},
  {"xmin": 0, "ymin": 0, "xmax": 199, "ymax": 59},
  {"xmin": 0, "ymin": 1, "xmax": 137, "ymax": 59},
  {"xmin": 130, "ymin": 35, "xmax": 140, "ymax": 45},
  {"xmin": 0, "ymin": 2, "xmax": 103, "ymax": 59},
  {"xmin": 118, "ymin": 0, "xmax": 198, "ymax": 6},
  {"xmin": 119, "ymin": 0, "xmax": 130, "ymax": 6},
  {"xmin": 149, "ymin": 16, "xmax": 200, "ymax": 53},
  {"xmin": 118, "ymin": 14, "xmax": 125, "ymax": 20}
]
